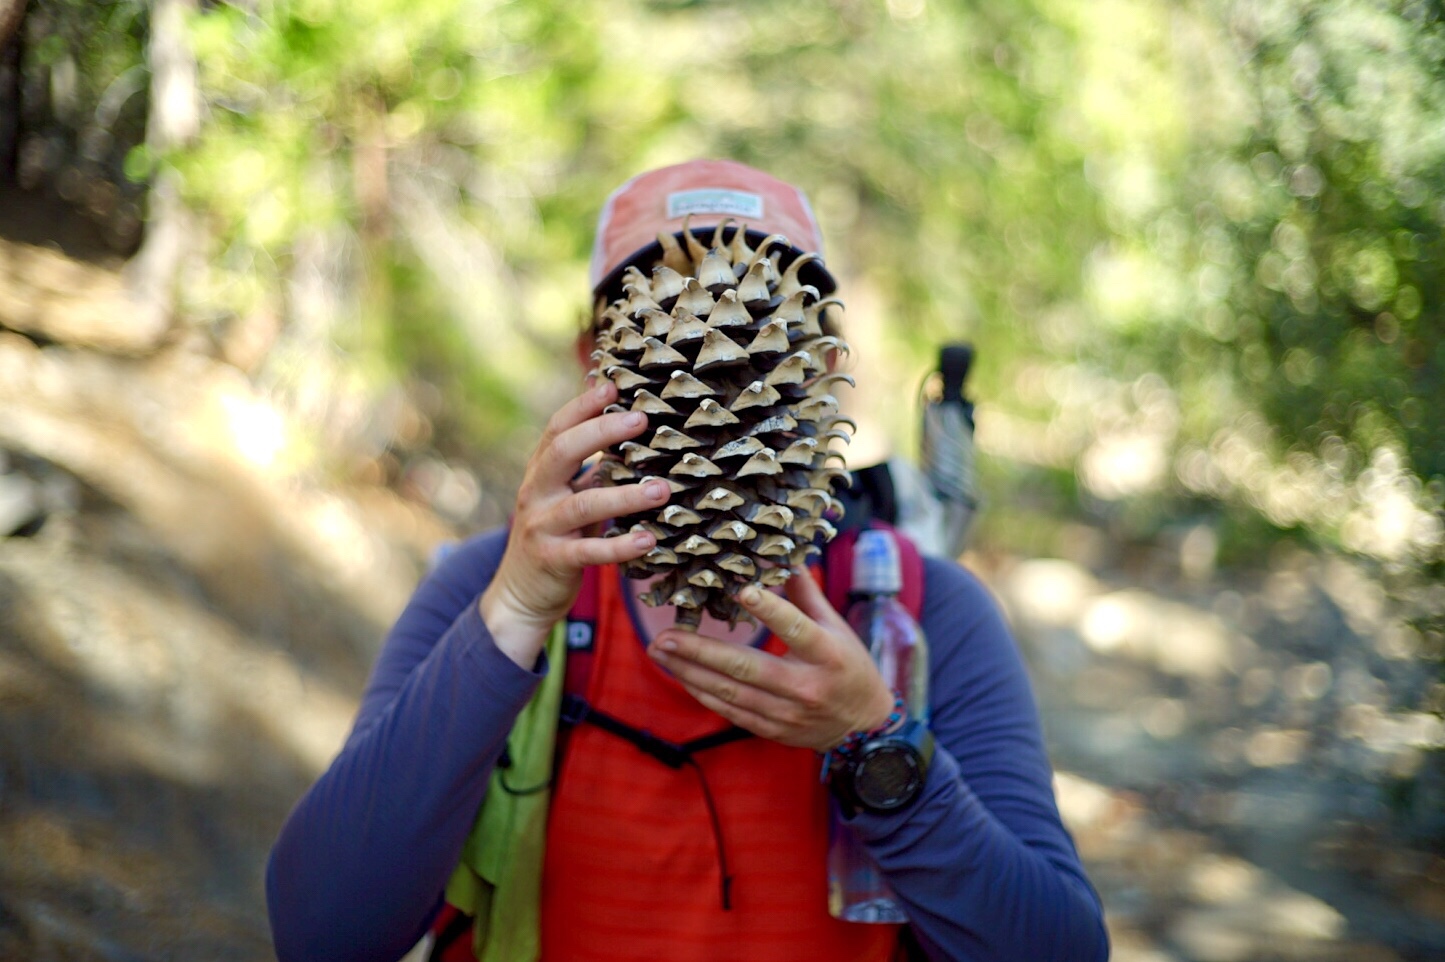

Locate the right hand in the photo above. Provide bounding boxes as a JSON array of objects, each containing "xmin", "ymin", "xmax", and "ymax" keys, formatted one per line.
[{"xmin": 480, "ymin": 379, "xmax": 670, "ymax": 667}]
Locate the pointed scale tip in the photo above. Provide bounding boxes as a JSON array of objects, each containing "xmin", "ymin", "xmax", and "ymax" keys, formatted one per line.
[
  {"xmin": 728, "ymin": 223, "xmax": 755, "ymax": 268},
  {"xmin": 684, "ymin": 397, "xmax": 742, "ymax": 430},
  {"xmin": 676, "ymin": 278, "xmax": 716, "ymax": 316},
  {"xmin": 638, "ymin": 337, "xmax": 689, "ymax": 370},
  {"xmin": 664, "ymin": 313, "xmax": 709, "ymax": 348},
  {"xmin": 697, "ymin": 248, "xmax": 736, "ymax": 291},
  {"xmin": 624, "ymin": 283, "xmax": 661, "ymax": 315},
  {"xmin": 631, "ymin": 389, "xmax": 679, "ymax": 415},
  {"xmin": 660, "ymin": 368, "xmax": 716, "ymax": 400},
  {"xmin": 747, "ymin": 234, "xmax": 789, "ymax": 275},
  {"xmin": 692, "ymin": 329, "xmax": 750, "ymax": 373},
  {"xmin": 651, "ymin": 265, "xmax": 686, "ymax": 305},
  {"xmin": 737, "ymin": 260, "xmax": 773, "ymax": 305},
  {"xmin": 710, "ymin": 218, "xmax": 736, "ymax": 255},
  {"xmin": 658, "ymin": 230, "xmax": 691, "ymax": 276},
  {"xmin": 776, "ymin": 251, "xmax": 823, "ymax": 297},
  {"xmin": 706, "ymin": 289, "xmax": 753, "ymax": 329},
  {"xmin": 682, "ymin": 214, "xmax": 709, "ymax": 267},
  {"xmin": 745, "ymin": 320, "xmax": 790, "ymax": 358}
]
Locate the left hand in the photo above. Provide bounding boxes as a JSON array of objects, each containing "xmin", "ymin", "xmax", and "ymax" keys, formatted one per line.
[{"xmin": 647, "ymin": 570, "xmax": 895, "ymax": 752}]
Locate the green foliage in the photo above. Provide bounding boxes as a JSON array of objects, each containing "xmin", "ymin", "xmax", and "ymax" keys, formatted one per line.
[
  {"xmin": 132, "ymin": 0, "xmax": 1445, "ymax": 567},
  {"xmin": 1146, "ymin": 0, "xmax": 1445, "ymax": 525}
]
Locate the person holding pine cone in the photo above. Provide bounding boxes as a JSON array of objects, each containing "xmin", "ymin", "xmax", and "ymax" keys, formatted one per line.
[{"xmin": 265, "ymin": 160, "xmax": 1110, "ymax": 962}]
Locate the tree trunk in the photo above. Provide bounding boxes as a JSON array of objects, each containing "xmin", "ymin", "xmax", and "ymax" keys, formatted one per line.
[
  {"xmin": 0, "ymin": 0, "xmax": 24, "ymax": 185},
  {"xmin": 0, "ymin": 0, "xmax": 25, "ymax": 45},
  {"xmin": 121, "ymin": 0, "xmax": 199, "ymax": 351}
]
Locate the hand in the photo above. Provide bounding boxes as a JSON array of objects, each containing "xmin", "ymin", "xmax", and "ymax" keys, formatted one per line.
[
  {"xmin": 646, "ymin": 570, "xmax": 895, "ymax": 752},
  {"xmin": 481, "ymin": 380, "xmax": 670, "ymax": 667}
]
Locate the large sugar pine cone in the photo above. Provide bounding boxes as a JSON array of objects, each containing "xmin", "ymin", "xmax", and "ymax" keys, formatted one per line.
[{"xmin": 590, "ymin": 218, "xmax": 855, "ymax": 628}]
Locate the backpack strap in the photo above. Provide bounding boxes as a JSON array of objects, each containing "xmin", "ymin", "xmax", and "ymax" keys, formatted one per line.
[
  {"xmin": 559, "ymin": 692, "xmax": 754, "ymax": 769},
  {"xmin": 561, "ymin": 564, "xmax": 601, "ymax": 699}
]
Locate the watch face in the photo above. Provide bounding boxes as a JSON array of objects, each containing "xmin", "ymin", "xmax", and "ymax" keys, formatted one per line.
[{"xmin": 854, "ymin": 745, "xmax": 923, "ymax": 811}]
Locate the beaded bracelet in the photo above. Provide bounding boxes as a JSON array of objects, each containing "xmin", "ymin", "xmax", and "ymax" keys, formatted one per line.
[{"xmin": 831, "ymin": 689, "xmax": 905, "ymax": 761}]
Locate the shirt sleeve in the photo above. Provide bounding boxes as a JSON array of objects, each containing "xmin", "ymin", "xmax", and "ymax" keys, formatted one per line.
[
  {"xmin": 848, "ymin": 557, "xmax": 1110, "ymax": 962},
  {"xmin": 266, "ymin": 528, "xmax": 540, "ymax": 962}
]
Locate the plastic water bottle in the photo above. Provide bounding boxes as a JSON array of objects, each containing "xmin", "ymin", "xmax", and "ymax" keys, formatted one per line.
[{"xmin": 827, "ymin": 528, "xmax": 929, "ymax": 923}]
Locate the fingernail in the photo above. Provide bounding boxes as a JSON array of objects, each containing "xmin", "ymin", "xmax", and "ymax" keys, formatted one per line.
[
  {"xmin": 644, "ymin": 480, "xmax": 668, "ymax": 499},
  {"xmin": 633, "ymin": 531, "xmax": 655, "ymax": 548},
  {"xmin": 624, "ymin": 412, "xmax": 646, "ymax": 428},
  {"xmin": 595, "ymin": 381, "xmax": 611, "ymax": 399},
  {"xmin": 656, "ymin": 637, "xmax": 678, "ymax": 653},
  {"xmin": 739, "ymin": 585, "xmax": 761, "ymax": 606}
]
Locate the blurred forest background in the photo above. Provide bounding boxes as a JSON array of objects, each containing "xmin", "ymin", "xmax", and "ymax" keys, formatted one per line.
[{"xmin": 0, "ymin": 0, "xmax": 1442, "ymax": 959}]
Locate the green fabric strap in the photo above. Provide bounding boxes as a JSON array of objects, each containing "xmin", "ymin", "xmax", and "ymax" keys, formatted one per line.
[{"xmin": 445, "ymin": 623, "xmax": 567, "ymax": 962}]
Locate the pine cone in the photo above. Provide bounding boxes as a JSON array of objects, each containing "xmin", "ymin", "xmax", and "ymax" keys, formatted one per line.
[{"xmin": 591, "ymin": 218, "xmax": 854, "ymax": 628}]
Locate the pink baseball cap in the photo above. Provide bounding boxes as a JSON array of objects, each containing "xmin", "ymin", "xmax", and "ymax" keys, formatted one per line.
[{"xmin": 589, "ymin": 159, "xmax": 835, "ymax": 297}]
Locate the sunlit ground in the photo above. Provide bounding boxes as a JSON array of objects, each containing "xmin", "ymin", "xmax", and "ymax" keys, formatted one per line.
[{"xmin": 989, "ymin": 543, "xmax": 1445, "ymax": 961}]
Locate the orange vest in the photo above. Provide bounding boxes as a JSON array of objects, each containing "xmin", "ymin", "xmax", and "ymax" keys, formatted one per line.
[{"xmin": 538, "ymin": 564, "xmax": 902, "ymax": 962}]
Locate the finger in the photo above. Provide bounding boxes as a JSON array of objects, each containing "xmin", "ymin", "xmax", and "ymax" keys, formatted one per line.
[
  {"xmin": 649, "ymin": 630, "xmax": 797, "ymax": 700},
  {"xmin": 534, "ymin": 410, "xmax": 650, "ymax": 489},
  {"xmin": 541, "ymin": 381, "xmax": 617, "ymax": 449},
  {"xmin": 563, "ymin": 528, "xmax": 658, "ymax": 568},
  {"xmin": 736, "ymin": 583, "xmax": 829, "ymax": 662},
  {"xmin": 650, "ymin": 645, "xmax": 797, "ymax": 718},
  {"xmin": 540, "ymin": 479, "xmax": 671, "ymax": 537},
  {"xmin": 682, "ymin": 683, "xmax": 789, "ymax": 742}
]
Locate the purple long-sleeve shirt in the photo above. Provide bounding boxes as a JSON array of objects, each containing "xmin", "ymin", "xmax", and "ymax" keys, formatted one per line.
[{"xmin": 267, "ymin": 528, "xmax": 1108, "ymax": 962}]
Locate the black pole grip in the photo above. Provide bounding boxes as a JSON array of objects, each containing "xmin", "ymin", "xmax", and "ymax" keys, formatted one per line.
[{"xmin": 938, "ymin": 343, "xmax": 973, "ymax": 404}]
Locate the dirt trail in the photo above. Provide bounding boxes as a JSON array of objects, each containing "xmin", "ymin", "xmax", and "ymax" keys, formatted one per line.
[
  {"xmin": 0, "ymin": 190, "xmax": 452, "ymax": 958},
  {"xmin": 986, "ymin": 550, "xmax": 1445, "ymax": 961}
]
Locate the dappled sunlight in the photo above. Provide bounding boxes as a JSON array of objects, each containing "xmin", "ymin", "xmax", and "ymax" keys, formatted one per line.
[
  {"xmin": 1082, "ymin": 591, "xmax": 1236, "ymax": 680},
  {"xmin": 1054, "ymin": 769, "xmax": 1358, "ymax": 962},
  {"xmin": 1, "ymin": 526, "xmax": 360, "ymax": 782},
  {"xmin": 1005, "ymin": 559, "xmax": 1239, "ymax": 681},
  {"xmin": 1003, "ymin": 558, "xmax": 1100, "ymax": 627},
  {"xmin": 1179, "ymin": 424, "xmax": 1443, "ymax": 566},
  {"xmin": 213, "ymin": 380, "xmax": 291, "ymax": 471},
  {"xmin": 986, "ymin": 541, "xmax": 1445, "ymax": 959}
]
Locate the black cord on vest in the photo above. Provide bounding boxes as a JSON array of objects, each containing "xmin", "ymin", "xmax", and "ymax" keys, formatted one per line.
[
  {"xmin": 684, "ymin": 756, "xmax": 734, "ymax": 911},
  {"xmin": 496, "ymin": 743, "xmax": 552, "ymax": 796},
  {"xmin": 558, "ymin": 693, "xmax": 745, "ymax": 910}
]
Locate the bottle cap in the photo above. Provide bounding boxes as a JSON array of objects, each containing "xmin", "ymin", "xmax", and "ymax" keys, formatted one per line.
[{"xmin": 852, "ymin": 529, "xmax": 902, "ymax": 595}]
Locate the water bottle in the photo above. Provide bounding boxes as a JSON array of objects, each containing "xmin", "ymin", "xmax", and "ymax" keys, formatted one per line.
[{"xmin": 827, "ymin": 528, "xmax": 929, "ymax": 923}]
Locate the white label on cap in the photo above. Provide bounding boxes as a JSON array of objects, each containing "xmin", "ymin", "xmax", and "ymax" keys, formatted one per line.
[{"xmin": 666, "ymin": 189, "xmax": 764, "ymax": 220}]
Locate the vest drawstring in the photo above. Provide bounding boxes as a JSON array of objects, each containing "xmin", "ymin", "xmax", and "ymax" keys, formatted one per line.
[
  {"xmin": 683, "ymin": 757, "xmax": 733, "ymax": 911},
  {"xmin": 559, "ymin": 693, "xmax": 749, "ymax": 911}
]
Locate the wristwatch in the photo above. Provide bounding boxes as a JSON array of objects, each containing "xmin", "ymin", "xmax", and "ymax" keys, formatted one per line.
[{"xmin": 828, "ymin": 718, "xmax": 935, "ymax": 817}]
